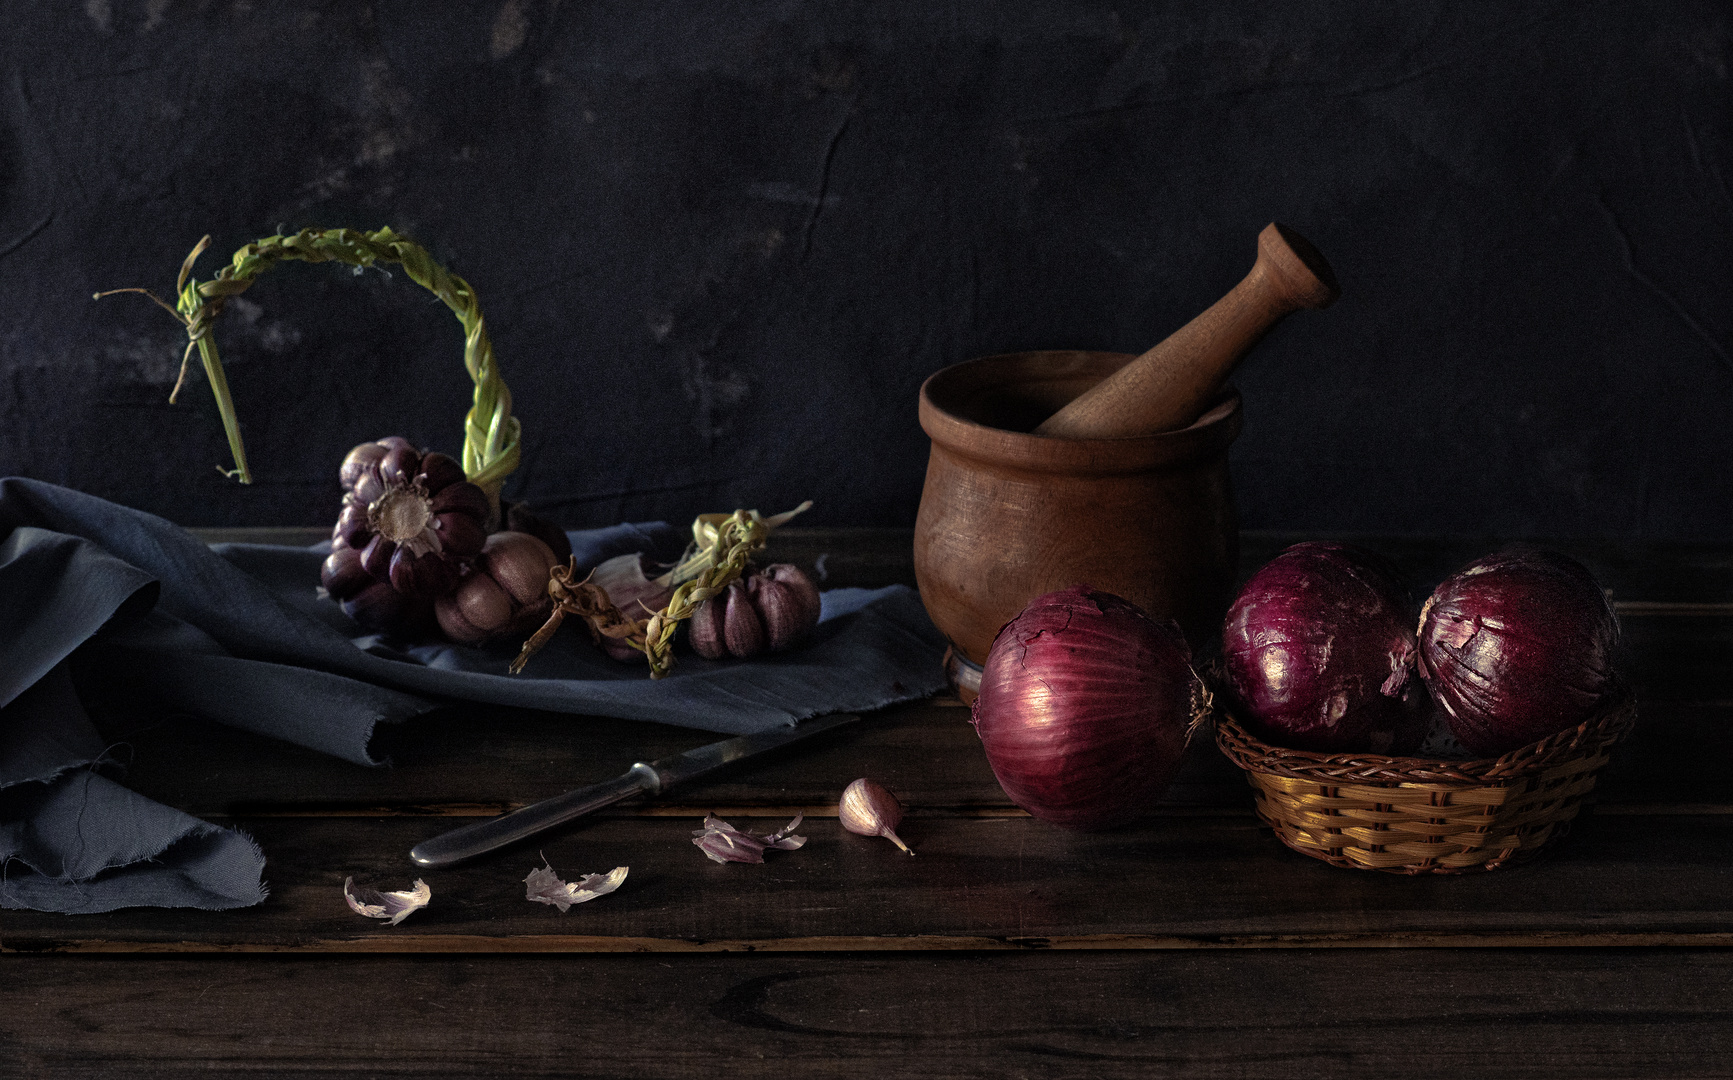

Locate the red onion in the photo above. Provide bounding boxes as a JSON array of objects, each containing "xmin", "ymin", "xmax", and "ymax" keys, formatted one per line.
[
  {"xmin": 1417, "ymin": 549, "xmax": 1618, "ymax": 757},
  {"xmin": 1222, "ymin": 542, "xmax": 1423, "ymax": 754},
  {"xmin": 970, "ymin": 585, "xmax": 1196, "ymax": 830}
]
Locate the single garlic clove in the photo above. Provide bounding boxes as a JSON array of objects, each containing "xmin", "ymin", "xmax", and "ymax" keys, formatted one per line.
[
  {"xmin": 435, "ymin": 511, "xmax": 488, "ymax": 559},
  {"xmin": 360, "ymin": 534, "xmax": 397, "ymax": 581},
  {"xmin": 688, "ymin": 593, "xmax": 730, "ymax": 659},
  {"xmin": 750, "ymin": 576, "xmax": 810, "ymax": 652},
  {"xmin": 722, "ymin": 580, "xmax": 766, "ymax": 658},
  {"xmin": 379, "ymin": 443, "xmax": 420, "ymax": 487},
  {"xmin": 765, "ymin": 563, "xmax": 822, "ymax": 627},
  {"xmin": 430, "ymin": 482, "xmax": 488, "ymax": 520},
  {"xmin": 838, "ymin": 777, "xmax": 914, "ymax": 855},
  {"xmin": 336, "ymin": 499, "xmax": 371, "ymax": 549},
  {"xmin": 416, "ymin": 452, "xmax": 467, "ymax": 494},
  {"xmin": 340, "ymin": 441, "xmax": 390, "ymax": 491},
  {"xmin": 321, "ymin": 543, "xmax": 372, "ymax": 599}
]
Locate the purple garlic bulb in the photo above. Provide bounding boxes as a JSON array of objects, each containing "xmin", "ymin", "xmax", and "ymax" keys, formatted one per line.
[
  {"xmin": 323, "ymin": 436, "xmax": 490, "ymax": 605},
  {"xmin": 688, "ymin": 563, "xmax": 822, "ymax": 660}
]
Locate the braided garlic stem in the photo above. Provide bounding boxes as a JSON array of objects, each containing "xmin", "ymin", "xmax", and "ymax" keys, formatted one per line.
[
  {"xmin": 101, "ymin": 227, "xmax": 519, "ymax": 513},
  {"xmin": 638, "ymin": 511, "xmax": 768, "ymax": 678},
  {"xmin": 509, "ymin": 503, "xmax": 811, "ymax": 680}
]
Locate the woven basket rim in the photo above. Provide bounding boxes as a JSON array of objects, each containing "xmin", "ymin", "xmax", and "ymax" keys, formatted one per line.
[{"xmin": 1212, "ymin": 682, "xmax": 1637, "ymax": 786}]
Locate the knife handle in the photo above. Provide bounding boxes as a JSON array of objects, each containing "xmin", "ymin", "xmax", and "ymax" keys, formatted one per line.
[{"xmin": 408, "ymin": 764, "xmax": 658, "ymax": 869}]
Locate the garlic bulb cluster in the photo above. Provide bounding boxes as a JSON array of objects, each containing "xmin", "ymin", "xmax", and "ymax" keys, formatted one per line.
[
  {"xmin": 322, "ymin": 437, "xmax": 492, "ymax": 631},
  {"xmin": 435, "ymin": 531, "xmax": 561, "ymax": 645},
  {"xmin": 321, "ymin": 435, "xmax": 572, "ymax": 644},
  {"xmin": 688, "ymin": 563, "xmax": 822, "ymax": 660}
]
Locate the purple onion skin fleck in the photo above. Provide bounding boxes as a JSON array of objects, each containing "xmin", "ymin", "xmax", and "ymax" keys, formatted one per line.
[
  {"xmin": 971, "ymin": 585, "xmax": 1195, "ymax": 831},
  {"xmin": 1417, "ymin": 549, "xmax": 1618, "ymax": 757},
  {"xmin": 1222, "ymin": 542, "xmax": 1422, "ymax": 754}
]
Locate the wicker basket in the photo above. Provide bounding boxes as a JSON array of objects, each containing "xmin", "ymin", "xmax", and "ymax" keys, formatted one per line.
[{"xmin": 1212, "ymin": 688, "xmax": 1637, "ymax": 874}]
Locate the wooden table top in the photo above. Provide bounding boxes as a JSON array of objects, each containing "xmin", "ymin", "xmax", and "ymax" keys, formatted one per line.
[{"xmin": 6, "ymin": 528, "xmax": 1731, "ymax": 1078}]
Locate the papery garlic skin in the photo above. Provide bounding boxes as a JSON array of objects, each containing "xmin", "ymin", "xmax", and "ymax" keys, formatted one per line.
[
  {"xmin": 839, "ymin": 778, "xmax": 914, "ymax": 855},
  {"xmin": 691, "ymin": 814, "xmax": 807, "ymax": 864},
  {"xmin": 524, "ymin": 862, "xmax": 628, "ymax": 912},
  {"xmin": 343, "ymin": 876, "xmax": 431, "ymax": 925}
]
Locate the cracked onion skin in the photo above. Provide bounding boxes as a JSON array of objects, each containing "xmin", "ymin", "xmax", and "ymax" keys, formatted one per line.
[
  {"xmin": 1222, "ymin": 542, "xmax": 1424, "ymax": 754},
  {"xmin": 971, "ymin": 585, "xmax": 1196, "ymax": 831},
  {"xmin": 1417, "ymin": 549, "xmax": 1618, "ymax": 757},
  {"xmin": 324, "ymin": 436, "xmax": 490, "ymax": 603}
]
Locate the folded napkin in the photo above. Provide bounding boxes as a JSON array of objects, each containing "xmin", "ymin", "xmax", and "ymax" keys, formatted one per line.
[{"xmin": 0, "ymin": 478, "xmax": 946, "ymax": 913}]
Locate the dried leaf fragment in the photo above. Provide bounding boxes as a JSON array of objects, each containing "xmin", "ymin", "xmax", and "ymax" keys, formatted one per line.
[
  {"xmin": 343, "ymin": 876, "xmax": 431, "ymax": 926},
  {"xmin": 691, "ymin": 813, "xmax": 807, "ymax": 865},
  {"xmin": 524, "ymin": 861, "xmax": 629, "ymax": 913}
]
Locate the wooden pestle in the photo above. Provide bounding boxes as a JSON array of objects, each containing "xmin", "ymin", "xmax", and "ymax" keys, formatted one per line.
[{"xmin": 1035, "ymin": 223, "xmax": 1339, "ymax": 439}]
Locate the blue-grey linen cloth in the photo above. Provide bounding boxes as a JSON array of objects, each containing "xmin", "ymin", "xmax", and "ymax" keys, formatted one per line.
[{"xmin": 0, "ymin": 478, "xmax": 946, "ymax": 913}]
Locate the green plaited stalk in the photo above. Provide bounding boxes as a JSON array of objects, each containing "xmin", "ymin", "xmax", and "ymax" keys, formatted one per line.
[{"xmin": 98, "ymin": 227, "xmax": 520, "ymax": 516}]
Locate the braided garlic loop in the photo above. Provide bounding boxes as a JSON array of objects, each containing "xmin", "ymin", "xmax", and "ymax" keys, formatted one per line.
[
  {"xmin": 106, "ymin": 229, "xmax": 811, "ymax": 680},
  {"xmin": 103, "ymin": 227, "xmax": 519, "ymax": 514}
]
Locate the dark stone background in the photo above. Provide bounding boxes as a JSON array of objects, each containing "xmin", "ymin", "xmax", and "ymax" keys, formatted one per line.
[{"xmin": 1, "ymin": 1, "xmax": 1728, "ymax": 537}]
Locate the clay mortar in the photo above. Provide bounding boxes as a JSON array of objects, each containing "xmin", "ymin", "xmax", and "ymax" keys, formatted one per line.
[{"xmin": 913, "ymin": 350, "xmax": 1241, "ymax": 692}]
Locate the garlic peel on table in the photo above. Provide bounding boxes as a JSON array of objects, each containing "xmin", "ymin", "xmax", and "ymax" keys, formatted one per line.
[
  {"xmin": 691, "ymin": 814, "xmax": 807, "ymax": 864},
  {"xmin": 343, "ymin": 877, "xmax": 431, "ymax": 926},
  {"xmin": 524, "ymin": 861, "xmax": 628, "ymax": 912}
]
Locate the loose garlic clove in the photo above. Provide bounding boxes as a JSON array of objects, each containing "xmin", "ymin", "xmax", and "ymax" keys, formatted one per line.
[{"xmin": 838, "ymin": 777, "xmax": 913, "ymax": 855}]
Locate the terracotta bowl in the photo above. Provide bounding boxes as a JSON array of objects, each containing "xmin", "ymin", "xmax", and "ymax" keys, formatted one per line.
[{"xmin": 913, "ymin": 350, "xmax": 1242, "ymax": 695}]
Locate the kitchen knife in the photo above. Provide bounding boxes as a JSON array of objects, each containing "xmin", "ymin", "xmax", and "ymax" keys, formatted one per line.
[{"xmin": 408, "ymin": 711, "xmax": 861, "ymax": 868}]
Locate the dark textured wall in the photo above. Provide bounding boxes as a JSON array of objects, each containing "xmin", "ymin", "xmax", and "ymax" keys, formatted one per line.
[{"xmin": 1, "ymin": 2, "xmax": 1729, "ymax": 537}]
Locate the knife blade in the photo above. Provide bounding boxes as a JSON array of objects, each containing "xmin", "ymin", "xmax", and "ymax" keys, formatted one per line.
[{"xmin": 408, "ymin": 711, "xmax": 861, "ymax": 868}]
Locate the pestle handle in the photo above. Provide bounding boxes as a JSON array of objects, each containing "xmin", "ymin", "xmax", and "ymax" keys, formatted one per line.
[{"xmin": 1034, "ymin": 223, "xmax": 1339, "ymax": 439}]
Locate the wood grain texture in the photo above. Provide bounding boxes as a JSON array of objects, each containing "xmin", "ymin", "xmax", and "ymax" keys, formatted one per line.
[
  {"xmin": 5, "ymin": 813, "xmax": 1730, "ymax": 954},
  {"xmin": 6, "ymin": 951, "xmax": 1733, "ymax": 1079},
  {"xmin": 83, "ymin": 695, "xmax": 1733, "ymax": 819}
]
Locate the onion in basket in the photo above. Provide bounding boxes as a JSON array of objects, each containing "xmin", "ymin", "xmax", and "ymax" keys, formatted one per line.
[
  {"xmin": 1221, "ymin": 542, "xmax": 1424, "ymax": 754},
  {"xmin": 1416, "ymin": 549, "xmax": 1619, "ymax": 757}
]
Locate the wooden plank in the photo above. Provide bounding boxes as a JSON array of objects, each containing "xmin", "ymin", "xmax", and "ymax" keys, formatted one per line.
[
  {"xmin": 86, "ymin": 689, "xmax": 1733, "ymax": 818},
  {"xmin": 6, "ymin": 950, "xmax": 1733, "ymax": 1079},
  {"xmin": 5, "ymin": 813, "xmax": 1730, "ymax": 954}
]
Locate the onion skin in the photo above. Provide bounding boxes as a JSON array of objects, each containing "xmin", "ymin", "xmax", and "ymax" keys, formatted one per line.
[
  {"xmin": 971, "ymin": 585, "xmax": 1195, "ymax": 831},
  {"xmin": 1417, "ymin": 549, "xmax": 1618, "ymax": 757},
  {"xmin": 1222, "ymin": 542, "xmax": 1423, "ymax": 754}
]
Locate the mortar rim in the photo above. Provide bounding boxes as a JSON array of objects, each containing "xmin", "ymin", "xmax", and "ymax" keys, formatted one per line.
[{"xmin": 918, "ymin": 350, "xmax": 1243, "ymax": 475}]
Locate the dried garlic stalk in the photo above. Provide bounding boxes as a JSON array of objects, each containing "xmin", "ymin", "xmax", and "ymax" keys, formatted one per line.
[
  {"xmin": 97, "ymin": 227, "xmax": 518, "ymax": 510},
  {"xmin": 343, "ymin": 877, "xmax": 431, "ymax": 926},
  {"xmin": 691, "ymin": 814, "xmax": 807, "ymax": 865},
  {"xmin": 524, "ymin": 861, "xmax": 628, "ymax": 913}
]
